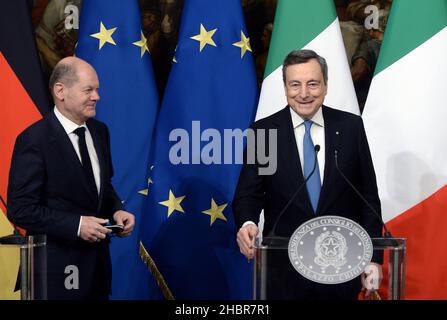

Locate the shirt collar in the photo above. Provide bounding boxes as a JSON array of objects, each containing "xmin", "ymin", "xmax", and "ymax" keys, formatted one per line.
[
  {"xmin": 54, "ymin": 106, "xmax": 87, "ymax": 134},
  {"xmin": 289, "ymin": 106, "xmax": 324, "ymax": 129}
]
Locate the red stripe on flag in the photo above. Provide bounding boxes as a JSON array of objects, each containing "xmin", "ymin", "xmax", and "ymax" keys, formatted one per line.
[
  {"xmin": 0, "ymin": 51, "xmax": 42, "ymax": 215},
  {"xmin": 381, "ymin": 185, "xmax": 447, "ymax": 299}
]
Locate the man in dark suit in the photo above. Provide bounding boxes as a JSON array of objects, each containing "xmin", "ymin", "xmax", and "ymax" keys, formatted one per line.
[
  {"xmin": 233, "ymin": 49, "xmax": 382, "ymax": 299},
  {"xmin": 7, "ymin": 57, "xmax": 135, "ymax": 300}
]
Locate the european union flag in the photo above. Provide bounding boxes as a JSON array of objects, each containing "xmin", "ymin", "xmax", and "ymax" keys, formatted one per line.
[
  {"xmin": 140, "ymin": 0, "xmax": 258, "ymax": 299},
  {"xmin": 76, "ymin": 0, "xmax": 158, "ymax": 299}
]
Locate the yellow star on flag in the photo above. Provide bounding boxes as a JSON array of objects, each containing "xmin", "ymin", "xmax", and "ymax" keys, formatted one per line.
[
  {"xmin": 133, "ymin": 31, "xmax": 150, "ymax": 57},
  {"xmin": 90, "ymin": 22, "xmax": 117, "ymax": 50},
  {"xmin": 232, "ymin": 31, "xmax": 252, "ymax": 58},
  {"xmin": 191, "ymin": 23, "xmax": 217, "ymax": 52},
  {"xmin": 138, "ymin": 177, "xmax": 154, "ymax": 196},
  {"xmin": 202, "ymin": 199, "xmax": 227, "ymax": 226},
  {"xmin": 159, "ymin": 190, "xmax": 186, "ymax": 217},
  {"xmin": 138, "ymin": 189, "xmax": 148, "ymax": 196}
]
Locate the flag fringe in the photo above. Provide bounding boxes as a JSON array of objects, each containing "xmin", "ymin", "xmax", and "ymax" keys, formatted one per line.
[{"xmin": 139, "ymin": 241, "xmax": 175, "ymax": 300}]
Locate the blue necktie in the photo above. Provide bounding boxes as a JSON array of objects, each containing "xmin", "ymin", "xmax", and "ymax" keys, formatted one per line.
[{"xmin": 303, "ymin": 120, "xmax": 321, "ymax": 213}]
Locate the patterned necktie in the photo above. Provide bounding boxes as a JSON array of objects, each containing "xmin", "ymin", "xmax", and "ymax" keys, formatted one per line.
[
  {"xmin": 73, "ymin": 127, "xmax": 98, "ymax": 195},
  {"xmin": 303, "ymin": 120, "xmax": 321, "ymax": 213}
]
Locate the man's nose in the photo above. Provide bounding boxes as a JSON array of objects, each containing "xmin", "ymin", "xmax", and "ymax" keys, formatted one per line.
[
  {"xmin": 299, "ymin": 86, "xmax": 309, "ymax": 98},
  {"xmin": 91, "ymin": 90, "xmax": 100, "ymax": 101}
]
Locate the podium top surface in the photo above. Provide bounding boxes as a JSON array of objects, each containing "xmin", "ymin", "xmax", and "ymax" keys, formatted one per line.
[
  {"xmin": 256, "ymin": 236, "xmax": 406, "ymax": 250},
  {"xmin": 0, "ymin": 234, "xmax": 46, "ymax": 247}
]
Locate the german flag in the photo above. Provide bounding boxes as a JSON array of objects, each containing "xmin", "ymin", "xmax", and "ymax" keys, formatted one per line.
[{"xmin": 0, "ymin": 0, "xmax": 51, "ymax": 299}]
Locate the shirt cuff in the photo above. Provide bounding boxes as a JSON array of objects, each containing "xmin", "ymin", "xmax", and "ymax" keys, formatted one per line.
[
  {"xmin": 242, "ymin": 221, "xmax": 256, "ymax": 228},
  {"xmin": 77, "ymin": 216, "xmax": 82, "ymax": 237}
]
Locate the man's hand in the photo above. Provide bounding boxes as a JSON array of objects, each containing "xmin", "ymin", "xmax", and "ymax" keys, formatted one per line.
[
  {"xmin": 361, "ymin": 262, "xmax": 383, "ymax": 299},
  {"xmin": 236, "ymin": 224, "xmax": 259, "ymax": 260},
  {"xmin": 80, "ymin": 216, "xmax": 111, "ymax": 243},
  {"xmin": 113, "ymin": 210, "xmax": 135, "ymax": 237}
]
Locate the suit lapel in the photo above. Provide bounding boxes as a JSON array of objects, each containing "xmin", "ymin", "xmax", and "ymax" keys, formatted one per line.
[{"xmin": 317, "ymin": 106, "xmax": 338, "ymax": 215}]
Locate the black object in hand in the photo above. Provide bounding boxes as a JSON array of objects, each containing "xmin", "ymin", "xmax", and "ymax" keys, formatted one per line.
[{"xmin": 105, "ymin": 224, "xmax": 124, "ymax": 234}]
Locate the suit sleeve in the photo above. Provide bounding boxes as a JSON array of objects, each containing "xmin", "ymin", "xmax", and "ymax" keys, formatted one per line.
[
  {"xmin": 7, "ymin": 131, "xmax": 80, "ymax": 243},
  {"xmin": 232, "ymin": 126, "xmax": 265, "ymax": 229}
]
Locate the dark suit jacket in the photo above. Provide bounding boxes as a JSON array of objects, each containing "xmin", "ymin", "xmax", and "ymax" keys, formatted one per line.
[
  {"xmin": 233, "ymin": 105, "xmax": 382, "ymax": 299},
  {"xmin": 7, "ymin": 111, "xmax": 124, "ymax": 300}
]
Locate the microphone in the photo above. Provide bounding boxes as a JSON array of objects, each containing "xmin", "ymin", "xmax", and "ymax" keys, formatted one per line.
[
  {"xmin": 333, "ymin": 142, "xmax": 394, "ymax": 239},
  {"xmin": 265, "ymin": 144, "xmax": 320, "ymax": 241}
]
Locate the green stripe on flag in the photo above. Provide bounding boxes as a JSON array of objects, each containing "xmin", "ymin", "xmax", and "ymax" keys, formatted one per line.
[
  {"xmin": 264, "ymin": 0, "xmax": 336, "ymax": 77},
  {"xmin": 374, "ymin": 0, "xmax": 447, "ymax": 75}
]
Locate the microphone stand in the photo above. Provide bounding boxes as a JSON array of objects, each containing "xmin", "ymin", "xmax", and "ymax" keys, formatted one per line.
[
  {"xmin": 334, "ymin": 150, "xmax": 397, "ymax": 246},
  {"xmin": 263, "ymin": 145, "xmax": 320, "ymax": 246}
]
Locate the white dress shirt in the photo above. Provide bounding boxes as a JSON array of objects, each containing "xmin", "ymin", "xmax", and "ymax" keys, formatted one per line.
[{"xmin": 54, "ymin": 107, "xmax": 101, "ymax": 236}]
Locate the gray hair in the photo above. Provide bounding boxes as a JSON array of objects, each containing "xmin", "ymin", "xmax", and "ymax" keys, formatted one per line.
[
  {"xmin": 282, "ymin": 49, "xmax": 328, "ymax": 85},
  {"xmin": 49, "ymin": 61, "xmax": 78, "ymax": 92}
]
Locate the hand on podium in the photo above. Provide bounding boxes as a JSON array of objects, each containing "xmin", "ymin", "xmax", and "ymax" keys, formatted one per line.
[
  {"xmin": 361, "ymin": 262, "xmax": 383, "ymax": 299},
  {"xmin": 236, "ymin": 224, "xmax": 259, "ymax": 260}
]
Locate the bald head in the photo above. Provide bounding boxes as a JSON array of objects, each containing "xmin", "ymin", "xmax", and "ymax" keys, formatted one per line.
[{"xmin": 49, "ymin": 57, "xmax": 96, "ymax": 94}]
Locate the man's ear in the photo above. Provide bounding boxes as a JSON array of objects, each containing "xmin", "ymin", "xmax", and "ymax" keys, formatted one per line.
[
  {"xmin": 53, "ymin": 83, "xmax": 65, "ymax": 101},
  {"xmin": 323, "ymin": 81, "xmax": 328, "ymax": 97}
]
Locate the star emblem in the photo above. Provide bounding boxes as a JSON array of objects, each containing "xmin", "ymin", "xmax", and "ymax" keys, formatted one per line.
[
  {"xmin": 133, "ymin": 31, "xmax": 150, "ymax": 57},
  {"xmin": 90, "ymin": 22, "xmax": 117, "ymax": 49},
  {"xmin": 321, "ymin": 237, "xmax": 340, "ymax": 257},
  {"xmin": 202, "ymin": 198, "xmax": 227, "ymax": 226},
  {"xmin": 232, "ymin": 31, "xmax": 252, "ymax": 58},
  {"xmin": 191, "ymin": 23, "xmax": 217, "ymax": 51},
  {"xmin": 159, "ymin": 190, "xmax": 186, "ymax": 217}
]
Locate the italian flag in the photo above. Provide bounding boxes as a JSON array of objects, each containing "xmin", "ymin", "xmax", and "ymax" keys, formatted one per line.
[
  {"xmin": 256, "ymin": 0, "xmax": 359, "ymax": 120},
  {"xmin": 363, "ymin": 0, "xmax": 447, "ymax": 299}
]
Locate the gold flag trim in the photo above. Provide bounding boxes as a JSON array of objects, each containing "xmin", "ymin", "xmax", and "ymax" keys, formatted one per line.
[{"xmin": 139, "ymin": 241, "xmax": 175, "ymax": 300}]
